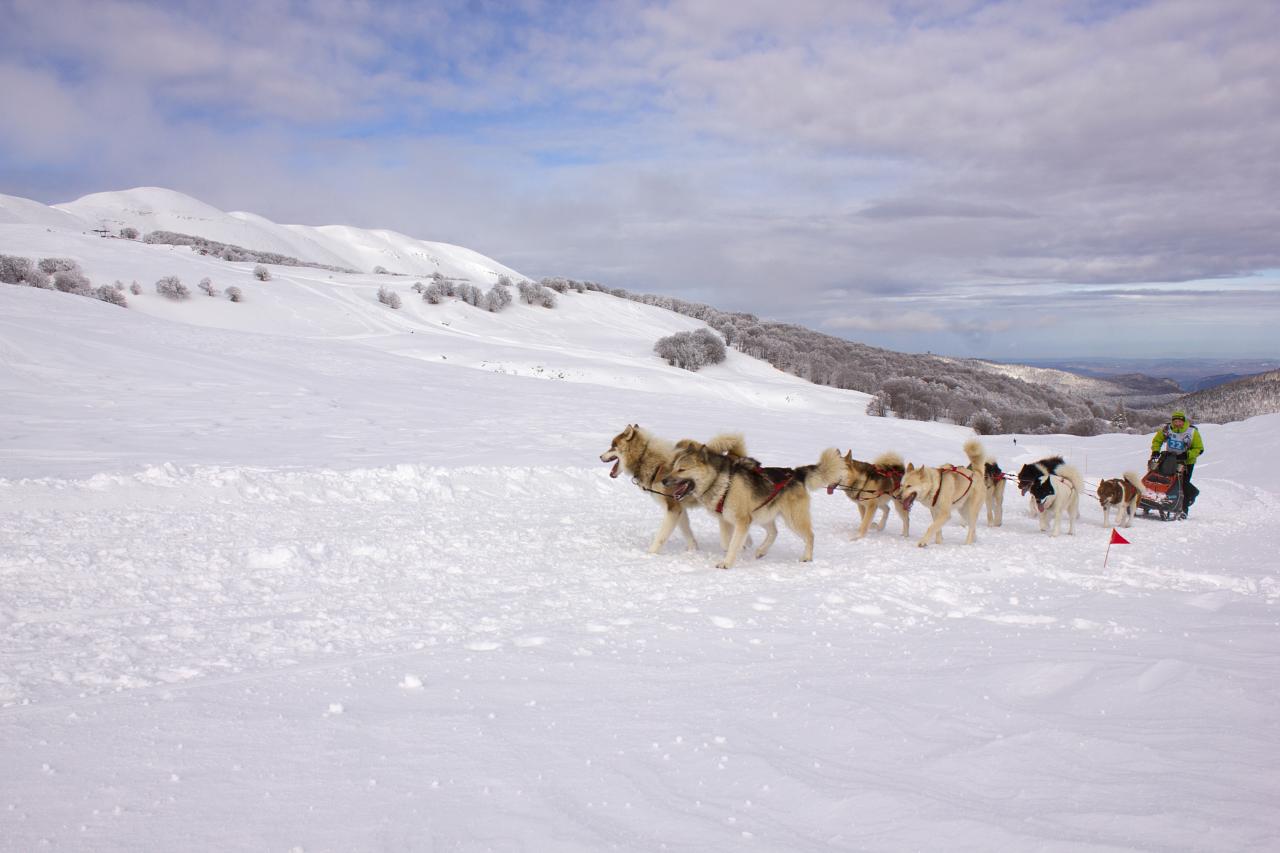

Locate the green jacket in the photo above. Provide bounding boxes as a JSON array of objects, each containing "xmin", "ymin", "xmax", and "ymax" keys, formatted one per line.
[{"xmin": 1151, "ymin": 422, "xmax": 1204, "ymax": 465}]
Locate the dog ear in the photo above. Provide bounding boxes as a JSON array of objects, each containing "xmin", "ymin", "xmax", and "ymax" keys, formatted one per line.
[
  {"xmin": 906, "ymin": 462, "xmax": 914, "ymax": 471},
  {"xmin": 843, "ymin": 449, "xmax": 852, "ymax": 461}
]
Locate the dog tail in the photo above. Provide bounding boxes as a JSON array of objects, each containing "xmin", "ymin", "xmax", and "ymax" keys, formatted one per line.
[
  {"xmin": 963, "ymin": 438, "xmax": 985, "ymax": 471},
  {"xmin": 1059, "ymin": 464, "xmax": 1085, "ymax": 495},
  {"xmin": 798, "ymin": 447, "xmax": 846, "ymax": 492},
  {"xmin": 706, "ymin": 432, "xmax": 747, "ymax": 458},
  {"xmin": 872, "ymin": 450, "xmax": 903, "ymax": 468},
  {"xmin": 1122, "ymin": 470, "xmax": 1144, "ymax": 492}
]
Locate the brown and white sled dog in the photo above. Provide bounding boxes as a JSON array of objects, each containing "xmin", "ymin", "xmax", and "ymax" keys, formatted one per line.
[
  {"xmin": 600, "ymin": 425, "xmax": 747, "ymax": 554},
  {"xmin": 1097, "ymin": 471, "xmax": 1144, "ymax": 528},
  {"xmin": 1016, "ymin": 456, "xmax": 1084, "ymax": 536},
  {"xmin": 983, "ymin": 461, "xmax": 1007, "ymax": 527},
  {"xmin": 898, "ymin": 438, "xmax": 988, "ymax": 547},
  {"xmin": 829, "ymin": 451, "xmax": 910, "ymax": 540},
  {"xmin": 662, "ymin": 441, "xmax": 844, "ymax": 569}
]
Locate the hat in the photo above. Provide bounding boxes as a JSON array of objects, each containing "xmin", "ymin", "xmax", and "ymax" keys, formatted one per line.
[{"xmin": 1171, "ymin": 409, "xmax": 1186, "ymax": 420}]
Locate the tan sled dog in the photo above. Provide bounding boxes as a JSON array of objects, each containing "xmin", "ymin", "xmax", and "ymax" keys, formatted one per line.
[
  {"xmin": 663, "ymin": 441, "xmax": 844, "ymax": 569},
  {"xmin": 898, "ymin": 438, "xmax": 988, "ymax": 547},
  {"xmin": 828, "ymin": 450, "xmax": 910, "ymax": 540},
  {"xmin": 1097, "ymin": 471, "xmax": 1144, "ymax": 528},
  {"xmin": 600, "ymin": 425, "xmax": 747, "ymax": 553}
]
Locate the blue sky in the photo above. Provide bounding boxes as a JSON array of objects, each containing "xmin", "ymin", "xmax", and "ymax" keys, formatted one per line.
[{"xmin": 2, "ymin": 0, "xmax": 1278, "ymax": 359}]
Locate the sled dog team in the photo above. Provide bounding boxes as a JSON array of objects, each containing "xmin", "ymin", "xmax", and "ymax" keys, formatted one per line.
[{"xmin": 601, "ymin": 424, "xmax": 1145, "ymax": 569}]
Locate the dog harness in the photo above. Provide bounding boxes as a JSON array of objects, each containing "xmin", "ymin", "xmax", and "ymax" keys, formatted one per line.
[
  {"xmin": 715, "ymin": 468, "xmax": 795, "ymax": 514},
  {"xmin": 827, "ymin": 466, "xmax": 902, "ymax": 499},
  {"xmin": 933, "ymin": 466, "xmax": 975, "ymax": 507}
]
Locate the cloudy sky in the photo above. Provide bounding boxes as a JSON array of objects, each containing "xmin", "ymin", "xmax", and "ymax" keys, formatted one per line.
[{"xmin": 2, "ymin": 0, "xmax": 1277, "ymax": 358}]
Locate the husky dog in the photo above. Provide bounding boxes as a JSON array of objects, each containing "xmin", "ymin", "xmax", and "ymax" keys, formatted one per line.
[
  {"xmin": 829, "ymin": 450, "xmax": 910, "ymax": 540},
  {"xmin": 898, "ymin": 438, "xmax": 988, "ymax": 548},
  {"xmin": 600, "ymin": 425, "xmax": 747, "ymax": 554},
  {"xmin": 662, "ymin": 441, "xmax": 844, "ymax": 569},
  {"xmin": 983, "ymin": 461, "xmax": 1007, "ymax": 527},
  {"xmin": 1017, "ymin": 456, "xmax": 1084, "ymax": 536},
  {"xmin": 1097, "ymin": 471, "xmax": 1144, "ymax": 528}
]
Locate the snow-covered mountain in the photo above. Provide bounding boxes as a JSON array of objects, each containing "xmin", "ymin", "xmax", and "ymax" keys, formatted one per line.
[
  {"xmin": 3, "ymin": 186, "xmax": 524, "ymax": 282},
  {"xmin": 3, "ymin": 196, "xmax": 1279, "ymax": 852}
]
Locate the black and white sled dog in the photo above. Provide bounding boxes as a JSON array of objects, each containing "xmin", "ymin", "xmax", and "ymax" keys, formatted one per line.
[
  {"xmin": 1016, "ymin": 456, "xmax": 1084, "ymax": 536},
  {"xmin": 600, "ymin": 425, "xmax": 747, "ymax": 553},
  {"xmin": 662, "ymin": 439, "xmax": 844, "ymax": 569},
  {"xmin": 898, "ymin": 438, "xmax": 988, "ymax": 548},
  {"xmin": 983, "ymin": 461, "xmax": 1007, "ymax": 527}
]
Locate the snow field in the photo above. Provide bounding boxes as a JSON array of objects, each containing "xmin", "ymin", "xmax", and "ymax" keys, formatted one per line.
[{"xmin": 3, "ymin": 457, "xmax": 1279, "ymax": 851}]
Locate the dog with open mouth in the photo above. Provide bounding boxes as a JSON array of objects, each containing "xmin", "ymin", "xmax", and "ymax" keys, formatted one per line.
[
  {"xmin": 600, "ymin": 425, "xmax": 747, "ymax": 553},
  {"xmin": 1016, "ymin": 456, "xmax": 1084, "ymax": 536},
  {"xmin": 897, "ymin": 438, "xmax": 988, "ymax": 548},
  {"xmin": 827, "ymin": 450, "xmax": 910, "ymax": 540},
  {"xmin": 661, "ymin": 440, "xmax": 843, "ymax": 569}
]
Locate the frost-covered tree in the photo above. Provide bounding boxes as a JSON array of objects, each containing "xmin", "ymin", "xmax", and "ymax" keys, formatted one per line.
[
  {"xmin": 653, "ymin": 328, "xmax": 727, "ymax": 371},
  {"xmin": 377, "ymin": 286, "xmax": 402, "ymax": 309},
  {"xmin": 130, "ymin": 281, "xmax": 142, "ymax": 295},
  {"xmin": 119, "ymin": 227, "xmax": 140, "ymax": 240},
  {"xmin": 227, "ymin": 286, "xmax": 244, "ymax": 303},
  {"xmin": 517, "ymin": 280, "xmax": 557, "ymax": 308},
  {"xmin": 155, "ymin": 275, "xmax": 191, "ymax": 300},
  {"xmin": 253, "ymin": 264, "xmax": 271, "ymax": 281},
  {"xmin": 38, "ymin": 257, "xmax": 80, "ymax": 275},
  {"xmin": 94, "ymin": 285, "xmax": 128, "ymax": 307},
  {"xmin": 423, "ymin": 282, "xmax": 446, "ymax": 304},
  {"xmin": 373, "ymin": 265, "xmax": 390, "ymax": 275},
  {"xmin": 0, "ymin": 254, "xmax": 33, "ymax": 284},
  {"xmin": 198, "ymin": 277, "xmax": 219, "ymax": 297},
  {"xmin": 484, "ymin": 282, "xmax": 512, "ymax": 312},
  {"xmin": 53, "ymin": 269, "xmax": 92, "ymax": 295}
]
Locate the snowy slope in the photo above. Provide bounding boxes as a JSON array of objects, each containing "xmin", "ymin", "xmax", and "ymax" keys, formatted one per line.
[
  {"xmin": 2, "ymin": 223, "xmax": 1279, "ymax": 852},
  {"xmin": 0, "ymin": 187, "xmax": 525, "ymax": 281}
]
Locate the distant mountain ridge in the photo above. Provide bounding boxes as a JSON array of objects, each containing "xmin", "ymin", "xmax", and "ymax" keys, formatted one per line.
[
  {"xmin": 1174, "ymin": 369, "xmax": 1280, "ymax": 424},
  {"xmin": 3, "ymin": 186, "xmax": 1275, "ymax": 429}
]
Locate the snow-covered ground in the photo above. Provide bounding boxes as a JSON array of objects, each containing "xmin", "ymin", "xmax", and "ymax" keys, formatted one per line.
[{"xmin": 2, "ymin": 216, "xmax": 1279, "ymax": 851}]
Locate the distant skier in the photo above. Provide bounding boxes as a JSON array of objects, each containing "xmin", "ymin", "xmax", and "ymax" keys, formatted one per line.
[{"xmin": 1150, "ymin": 409, "xmax": 1203, "ymax": 518}]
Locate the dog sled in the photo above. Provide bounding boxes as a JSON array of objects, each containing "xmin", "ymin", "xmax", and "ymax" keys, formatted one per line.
[{"xmin": 1137, "ymin": 450, "xmax": 1185, "ymax": 521}]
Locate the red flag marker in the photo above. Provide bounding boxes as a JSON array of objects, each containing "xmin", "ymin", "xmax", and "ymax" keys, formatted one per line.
[{"xmin": 1104, "ymin": 528, "xmax": 1130, "ymax": 568}]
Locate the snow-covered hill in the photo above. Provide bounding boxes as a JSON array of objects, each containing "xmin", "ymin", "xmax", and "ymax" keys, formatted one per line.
[
  {"xmin": 2, "ymin": 207, "xmax": 1279, "ymax": 852},
  {"xmin": 3, "ymin": 186, "xmax": 524, "ymax": 282}
]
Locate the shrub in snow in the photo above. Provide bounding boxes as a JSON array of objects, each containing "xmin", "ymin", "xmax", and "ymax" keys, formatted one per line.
[
  {"xmin": 227, "ymin": 286, "xmax": 244, "ymax": 302},
  {"xmin": 198, "ymin": 277, "xmax": 219, "ymax": 297},
  {"xmin": 38, "ymin": 257, "xmax": 80, "ymax": 275},
  {"xmin": 377, "ymin": 286, "xmax": 402, "ymax": 309},
  {"xmin": 967, "ymin": 411, "xmax": 1000, "ymax": 435},
  {"xmin": 422, "ymin": 282, "xmax": 446, "ymax": 304},
  {"xmin": 25, "ymin": 268, "xmax": 53, "ymax": 289},
  {"xmin": 456, "ymin": 283, "xmax": 482, "ymax": 307},
  {"xmin": 517, "ymin": 280, "xmax": 557, "ymax": 308},
  {"xmin": 412, "ymin": 281, "xmax": 425, "ymax": 293},
  {"xmin": 653, "ymin": 328, "xmax": 726, "ymax": 371},
  {"xmin": 94, "ymin": 285, "xmax": 128, "ymax": 307},
  {"xmin": 253, "ymin": 264, "xmax": 271, "ymax": 281},
  {"xmin": 373, "ymin": 265, "xmax": 390, "ymax": 275},
  {"xmin": 119, "ymin": 227, "xmax": 139, "ymax": 240},
  {"xmin": 53, "ymin": 269, "xmax": 92, "ymax": 295},
  {"xmin": 130, "ymin": 281, "xmax": 143, "ymax": 295},
  {"xmin": 112, "ymin": 280, "xmax": 125, "ymax": 291},
  {"xmin": 155, "ymin": 275, "xmax": 191, "ymax": 300},
  {"xmin": 484, "ymin": 282, "xmax": 512, "ymax": 312},
  {"xmin": 0, "ymin": 254, "xmax": 33, "ymax": 284}
]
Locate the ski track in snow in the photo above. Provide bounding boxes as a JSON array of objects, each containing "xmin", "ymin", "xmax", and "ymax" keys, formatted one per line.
[{"xmin": 3, "ymin": 461, "xmax": 1280, "ymax": 851}]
